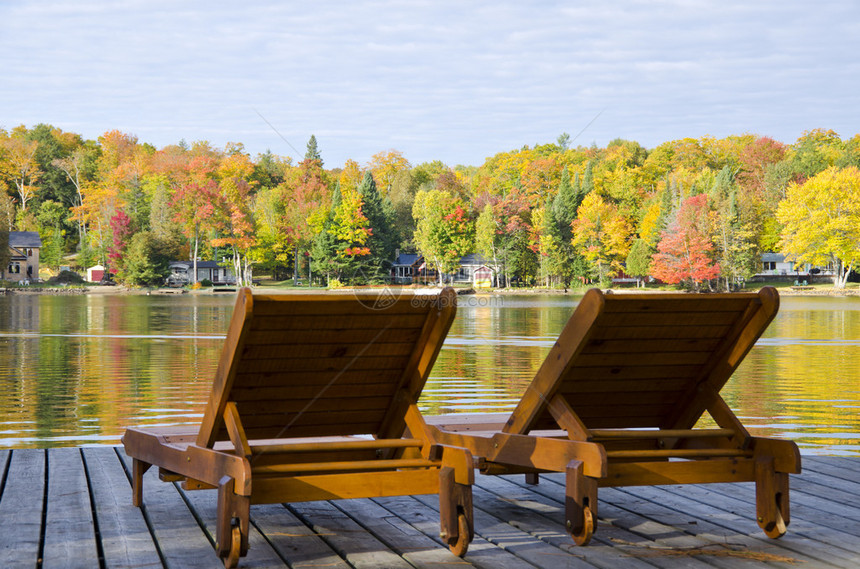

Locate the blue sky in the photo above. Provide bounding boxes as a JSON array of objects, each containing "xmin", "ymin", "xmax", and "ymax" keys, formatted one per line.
[{"xmin": 2, "ymin": 1, "xmax": 858, "ymax": 168}]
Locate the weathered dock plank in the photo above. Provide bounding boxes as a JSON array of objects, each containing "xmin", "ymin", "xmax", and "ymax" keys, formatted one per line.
[
  {"xmin": 412, "ymin": 491, "xmax": 600, "ymax": 569},
  {"xmin": 333, "ymin": 496, "xmax": 468, "ymax": 569},
  {"xmin": 116, "ymin": 448, "xmax": 223, "ymax": 569},
  {"xmin": 289, "ymin": 500, "xmax": 414, "ymax": 569},
  {"xmin": 607, "ymin": 480, "xmax": 858, "ymax": 568},
  {"xmin": 249, "ymin": 503, "xmax": 352, "ymax": 569},
  {"xmin": 1, "ymin": 449, "xmax": 859, "ymax": 569},
  {"xmin": 42, "ymin": 448, "xmax": 100, "ymax": 568},
  {"xmin": 525, "ymin": 473, "xmax": 814, "ymax": 568},
  {"xmin": 803, "ymin": 456, "xmax": 860, "ymax": 484},
  {"xmin": 83, "ymin": 446, "xmax": 162, "ymax": 569},
  {"xmin": 472, "ymin": 473, "xmax": 725, "ymax": 569},
  {"xmin": 789, "ymin": 471, "xmax": 860, "ymax": 511},
  {"xmin": 374, "ymin": 494, "xmax": 537, "ymax": 569},
  {"xmin": 177, "ymin": 481, "xmax": 291, "ymax": 568},
  {"xmin": 0, "ymin": 449, "xmax": 45, "ymax": 567}
]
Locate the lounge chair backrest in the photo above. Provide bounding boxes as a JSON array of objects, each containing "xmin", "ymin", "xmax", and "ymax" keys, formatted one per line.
[
  {"xmin": 505, "ymin": 287, "xmax": 779, "ymax": 434},
  {"xmin": 195, "ymin": 288, "xmax": 457, "ymax": 448}
]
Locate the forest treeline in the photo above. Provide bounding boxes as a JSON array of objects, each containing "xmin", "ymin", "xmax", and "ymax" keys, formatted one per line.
[{"xmin": 1, "ymin": 124, "xmax": 859, "ymax": 289}]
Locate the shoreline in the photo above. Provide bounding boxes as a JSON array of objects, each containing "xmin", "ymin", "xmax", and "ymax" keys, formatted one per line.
[{"xmin": 3, "ymin": 283, "xmax": 859, "ymax": 296}]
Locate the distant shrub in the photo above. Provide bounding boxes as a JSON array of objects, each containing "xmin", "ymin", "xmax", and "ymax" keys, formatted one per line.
[
  {"xmin": 191, "ymin": 281, "xmax": 203, "ymax": 290},
  {"xmin": 200, "ymin": 279, "xmax": 213, "ymax": 287},
  {"xmin": 49, "ymin": 270, "xmax": 85, "ymax": 285}
]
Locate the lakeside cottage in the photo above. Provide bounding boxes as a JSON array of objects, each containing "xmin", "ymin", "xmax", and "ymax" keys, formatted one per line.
[
  {"xmin": 391, "ymin": 251, "xmax": 498, "ymax": 287},
  {"xmin": 4, "ymin": 231, "xmax": 42, "ymax": 283},
  {"xmin": 753, "ymin": 252, "xmax": 835, "ymax": 282},
  {"xmin": 167, "ymin": 260, "xmax": 237, "ymax": 286}
]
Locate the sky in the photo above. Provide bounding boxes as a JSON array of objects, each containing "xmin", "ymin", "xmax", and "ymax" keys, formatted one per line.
[{"xmin": 2, "ymin": 1, "xmax": 859, "ymax": 168}]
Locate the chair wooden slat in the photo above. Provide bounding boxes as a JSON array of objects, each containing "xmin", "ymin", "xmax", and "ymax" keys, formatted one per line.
[
  {"xmin": 249, "ymin": 313, "xmax": 428, "ymax": 332},
  {"xmin": 582, "ymin": 338, "xmax": 722, "ymax": 354},
  {"xmin": 241, "ymin": 342, "xmax": 415, "ymax": 359},
  {"xmin": 245, "ymin": 327, "xmax": 424, "ymax": 345},
  {"xmin": 230, "ymin": 382, "xmax": 396, "ymax": 402},
  {"xmin": 233, "ymin": 356, "xmax": 412, "ymax": 374}
]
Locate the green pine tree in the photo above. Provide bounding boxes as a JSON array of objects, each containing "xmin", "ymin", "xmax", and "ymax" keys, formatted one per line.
[
  {"xmin": 582, "ymin": 160, "xmax": 595, "ymax": 195},
  {"xmin": 356, "ymin": 172, "xmax": 396, "ymax": 280},
  {"xmin": 625, "ymin": 238, "xmax": 653, "ymax": 286},
  {"xmin": 304, "ymin": 135, "xmax": 322, "ymax": 165},
  {"xmin": 310, "ymin": 183, "xmax": 341, "ymax": 283}
]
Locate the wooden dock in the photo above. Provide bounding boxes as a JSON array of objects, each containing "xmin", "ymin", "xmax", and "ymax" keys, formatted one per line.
[{"xmin": 0, "ymin": 448, "xmax": 858, "ymax": 568}]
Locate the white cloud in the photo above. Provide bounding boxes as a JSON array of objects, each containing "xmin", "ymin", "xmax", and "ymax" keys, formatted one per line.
[{"xmin": 1, "ymin": 0, "xmax": 858, "ymax": 166}]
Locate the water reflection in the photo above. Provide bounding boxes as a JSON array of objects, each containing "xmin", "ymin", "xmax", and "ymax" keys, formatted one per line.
[
  {"xmin": 0, "ymin": 292, "xmax": 857, "ymax": 455},
  {"xmin": 0, "ymin": 294, "xmax": 229, "ymax": 448},
  {"xmin": 424, "ymin": 294, "xmax": 860, "ymax": 456},
  {"xmin": 726, "ymin": 296, "xmax": 860, "ymax": 456}
]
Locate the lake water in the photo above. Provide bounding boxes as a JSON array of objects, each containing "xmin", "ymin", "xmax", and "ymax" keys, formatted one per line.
[{"xmin": 0, "ymin": 291, "xmax": 857, "ymax": 455}]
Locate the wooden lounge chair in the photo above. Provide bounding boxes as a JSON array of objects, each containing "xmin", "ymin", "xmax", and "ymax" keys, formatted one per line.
[
  {"xmin": 424, "ymin": 287, "xmax": 800, "ymax": 546},
  {"xmin": 123, "ymin": 287, "xmax": 474, "ymax": 567}
]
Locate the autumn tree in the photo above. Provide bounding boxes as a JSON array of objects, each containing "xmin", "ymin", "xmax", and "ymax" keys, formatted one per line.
[
  {"xmin": 0, "ymin": 184, "xmax": 15, "ymax": 232},
  {"xmin": 413, "ymin": 189, "xmax": 474, "ymax": 282},
  {"xmin": 476, "ymin": 189, "xmax": 535, "ymax": 286},
  {"xmin": 651, "ymin": 194, "xmax": 720, "ymax": 290},
  {"xmin": 252, "ymin": 150, "xmax": 290, "ymax": 189},
  {"xmin": 777, "ymin": 166, "xmax": 860, "ymax": 289},
  {"xmin": 311, "ymin": 182, "xmax": 372, "ymax": 284},
  {"xmin": 475, "ymin": 202, "xmax": 499, "ymax": 275},
  {"xmin": 0, "ymin": 230, "xmax": 9, "ymax": 273},
  {"xmin": 120, "ymin": 230, "xmax": 181, "ymax": 286},
  {"xmin": 172, "ymin": 179, "xmax": 218, "ymax": 283},
  {"xmin": 69, "ymin": 130, "xmax": 149, "ymax": 266},
  {"xmin": 0, "ymin": 128, "xmax": 40, "ymax": 215},
  {"xmin": 284, "ymin": 157, "xmax": 330, "ymax": 283},
  {"xmin": 211, "ymin": 149, "xmax": 257, "ymax": 286},
  {"xmin": 535, "ymin": 204, "xmax": 563, "ymax": 287},
  {"xmin": 736, "ymin": 136, "xmax": 787, "ymax": 199},
  {"xmin": 254, "ymin": 184, "xmax": 294, "ymax": 280},
  {"xmin": 786, "ymin": 129, "xmax": 844, "ymax": 180},
  {"xmin": 52, "ymin": 143, "xmax": 99, "ymax": 246},
  {"xmin": 708, "ymin": 166, "xmax": 758, "ymax": 289},
  {"xmin": 26, "ymin": 124, "xmax": 82, "ymax": 209},
  {"xmin": 571, "ymin": 192, "xmax": 632, "ymax": 283},
  {"xmin": 107, "ymin": 210, "xmax": 134, "ymax": 275},
  {"xmin": 369, "ymin": 149, "xmax": 410, "ymax": 198},
  {"xmin": 35, "ymin": 200, "xmax": 66, "ymax": 269},
  {"xmin": 549, "ymin": 167, "xmax": 586, "ymax": 286}
]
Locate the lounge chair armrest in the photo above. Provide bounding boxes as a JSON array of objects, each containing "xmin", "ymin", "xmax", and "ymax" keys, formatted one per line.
[
  {"xmin": 750, "ymin": 437, "xmax": 801, "ymax": 474},
  {"xmin": 488, "ymin": 433, "xmax": 607, "ymax": 478},
  {"xmin": 428, "ymin": 444, "xmax": 476, "ymax": 485},
  {"xmin": 184, "ymin": 445, "xmax": 254, "ymax": 495}
]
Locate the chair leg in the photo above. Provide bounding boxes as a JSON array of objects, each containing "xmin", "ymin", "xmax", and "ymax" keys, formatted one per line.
[
  {"xmin": 755, "ymin": 456, "xmax": 789, "ymax": 538},
  {"xmin": 565, "ymin": 459, "xmax": 597, "ymax": 546},
  {"xmin": 132, "ymin": 459, "xmax": 151, "ymax": 507},
  {"xmin": 525, "ymin": 472, "xmax": 540, "ymax": 485},
  {"xmin": 217, "ymin": 476, "xmax": 251, "ymax": 568},
  {"xmin": 439, "ymin": 465, "xmax": 473, "ymax": 557}
]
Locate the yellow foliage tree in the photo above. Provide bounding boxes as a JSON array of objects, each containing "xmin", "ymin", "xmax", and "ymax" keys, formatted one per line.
[
  {"xmin": 368, "ymin": 150, "xmax": 410, "ymax": 197},
  {"xmin": 571, "ymin": 193, "xmax": 633, "ymax": 282},
  {"xmin": 777, "ymin": 166, "xmax": 860, "ymax": 289}
]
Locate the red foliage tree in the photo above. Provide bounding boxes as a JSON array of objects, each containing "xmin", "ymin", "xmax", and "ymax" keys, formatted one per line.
[
  {"xmin": 651, "ymin": 194, "xmax": 720, "ymax": 288},
  {"xmin": 107, "ymin": 210, "xmax": 133, "ymax": 273},
  {"xmin": 737, "ymin": 136, "xmax": 787, "ymax": 198}
]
